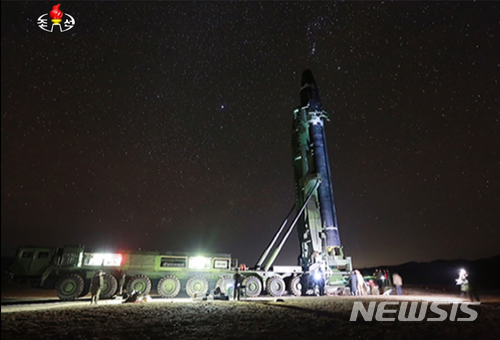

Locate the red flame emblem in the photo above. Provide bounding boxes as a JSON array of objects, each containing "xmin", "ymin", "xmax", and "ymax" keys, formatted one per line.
[{"xmin": 49, "ymin": 4, "xmax": 63, "ymax": 20}]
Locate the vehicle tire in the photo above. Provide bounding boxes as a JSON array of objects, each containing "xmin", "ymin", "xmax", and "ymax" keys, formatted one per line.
[
  {"xmin": 243, "ymin": 276, "xmax": 262, "ymax": 297},
  {"xmin": 126, "ymin": 274, "xmax": 152, "ymax": 295},
  {"xmin": 100, "ymin": 273, "xmax": 118, "ymax": 299},
  {"xmin": 56, "ymin": 273, "xmax": 84, "ymax": 301},
  {"xmin": 227, "ymin": 286, "xmax": 234, "ymax": 300},
  {"xmin": 215, "ymin": 275, "xmax": 233, "ymax": 295},
  {"xmin": 186, "ymin": 276, "xmax": 208, "ymax": 298},
  {"xmin": 290, "ymin": 276, "xmax": 302, "ymax": 296},
  {"xmin": 267, "ymin": 276, "xmax": 286, "ymax": 297},
  {"xmin": 78, "ymin": 279, "xmax": 91, "ymax": 297},
  {"xmin": 157, "ymin": 275, "xmax": 181, "ymax": 298}
]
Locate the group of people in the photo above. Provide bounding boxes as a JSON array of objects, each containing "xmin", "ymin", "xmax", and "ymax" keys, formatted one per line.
[
  {"xmin": 89, "ymin": 271, "xmax": 128, "ymax": 305},
  {"xmin": 349, "ymin": 269, "xmax": 403, "ymax": 296},
  {"xmin": 89, "ymin": 267, "xmax": 480, "ymax": 304},
  {"xmin": 348, "ymin": 267, "xmax": 480, "ymax": 301},
  {"xmin": 349, "ymin": 269, "xmax": 366, "ymax": 295}
]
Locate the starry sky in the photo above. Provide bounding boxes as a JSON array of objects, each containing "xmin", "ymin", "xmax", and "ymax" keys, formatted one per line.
[{"xmin": 1, "ymin": 1, "xmax": 499, "ymax": 268}]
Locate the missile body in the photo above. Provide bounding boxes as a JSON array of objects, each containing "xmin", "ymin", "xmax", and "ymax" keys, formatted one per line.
[{"xmin": 292, "ymin": 69, "xmax": 341, "ymax": 268}]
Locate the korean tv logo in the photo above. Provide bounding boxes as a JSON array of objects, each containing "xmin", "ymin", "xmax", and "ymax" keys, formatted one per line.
[{"xmin": 37, "ymin": 4, "xmax": 75, "ymax": 33}]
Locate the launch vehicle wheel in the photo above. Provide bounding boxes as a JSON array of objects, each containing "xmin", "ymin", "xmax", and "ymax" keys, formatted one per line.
[
  {"xmin": 216, "ymin": 275, "xmax": 234, "ymax": 296},
  {"xmin": 186, "ymin": 276, "xmax": 208, "ymax": 298},
  {"xmin": 78, "ymin": 279, "xmax": 91, "ymax": 297},
  {"xmin": 290, "ymin": 276, "xmax": 302, "ymax": 296},
  {"xmin": 127, "ymin": 274, "xmax": 152, "ymax": 295},
  {"xmin": 243, "ymin": 276, "xmax": 262, "ymax": 297},
  {"xmin": 157, "ymin": 275, "xmax": 181, "ymax": 298},
  {"xmin": 267, "ymin": 276, "xmax": 286, "ymax": 297},
  {"xmin": 100, "ymin": 274, "xmax": 118, "ymax": 299},
  {"xmin": 56, "ymin": 274, "xmax": 84, "ymax": 300}
]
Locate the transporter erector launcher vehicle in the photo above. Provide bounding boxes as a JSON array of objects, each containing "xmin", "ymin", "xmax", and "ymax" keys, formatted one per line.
[{"xmin": 7, "ymin": 70, "xmax": 352, "ymax": 299}]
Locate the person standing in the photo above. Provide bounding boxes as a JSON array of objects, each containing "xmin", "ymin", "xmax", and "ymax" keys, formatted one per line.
[
  {"xmin": 368, "ymin": 279, "xmax": 379, "ymax": 295},
  {"xmin": 233, "ymin": 270, "xmax": 242, "ymax": 301},
  {"xmin": 392, "ymin": 273, "xmax": 403, "ymax": 295},
  {"xmin": 376, "ymin": 269, "xmax": 384, "ymax": 294},
  {"xmin": 316, "ymin": 268, "xmax": 325, "ymax": 296},
  {"xmin": 456, "ymin": 268, "xmax": 480, "ymax": 301},
  {"xmin": 90, "ymin": 270, "xmax": 104, "ymax": 305},
  {"xmin": 350, "ymin": 270, "xmax": 358, "ymax": 296},
  {"xmin": 374, "ymin": 269, "xmax": 382, "ymax": 286},
  {"xmin": 385, "ymin": 270, "xmax": 393, "ymax": 287},
  {"xmin": 355, "ymin": 270, "xmax": 367, "ymax": 296},
  {"xmin": 456, "ymin": 269, "xmax": 469, "ymax": 297},
  {"xmin": 119, "ymin": 273, "xmax": 127, "ymax": 296},
  {"xmin": 465, "ymin": 271, "xmax": 480, "ymax": 302}
]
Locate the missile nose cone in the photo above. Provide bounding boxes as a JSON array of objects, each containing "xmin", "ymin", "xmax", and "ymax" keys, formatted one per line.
[
  {"xmin": 301, "ymin": 69, "xmax": 316, "ymax": 87},
  {"xmin": 300, "ymin": 69, "xmax": 322, "ymax": 110}
]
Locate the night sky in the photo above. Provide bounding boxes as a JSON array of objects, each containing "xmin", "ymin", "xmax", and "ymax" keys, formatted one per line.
[{"xmin": 1, "ymin": 1, "xmax": 499, "ymax": 268}]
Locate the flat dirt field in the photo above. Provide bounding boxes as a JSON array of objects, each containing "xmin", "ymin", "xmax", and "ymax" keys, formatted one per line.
[{"xmin": 2, "ymin": 283, "xmax": 500, "ymax": 340}]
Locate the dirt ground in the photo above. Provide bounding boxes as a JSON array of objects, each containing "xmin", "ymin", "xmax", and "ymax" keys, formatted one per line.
[{"xmin": 2, "ymin": 283, "xmax": 500, "ymax": 340}]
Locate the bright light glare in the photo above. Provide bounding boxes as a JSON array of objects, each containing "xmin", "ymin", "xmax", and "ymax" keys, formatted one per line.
[
  {"xmin": 314, "ymin": 271, "xmax": 322, "ymax": 281},
  {"xmin": 189, "ymin": 256, "xmax": 211, "ymax": 269},
  {"xmin": 85, "ymin": 253, "xmax": 122, "ymax": 266}
]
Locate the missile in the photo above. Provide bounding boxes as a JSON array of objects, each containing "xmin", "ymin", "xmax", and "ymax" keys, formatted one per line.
[{"xmin": 293, "ymin": 69, "xmax": 342, "ymax": 254}]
